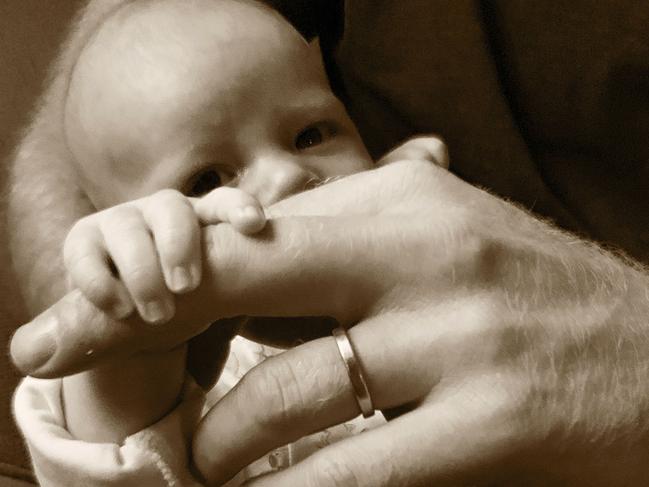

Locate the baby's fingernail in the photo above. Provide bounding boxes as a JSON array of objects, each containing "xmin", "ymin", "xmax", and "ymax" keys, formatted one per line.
[
  {"xmin": 140, "ymin": 300, "xmax": 174, "ymax": 325},
  {"xmin": 171, "ymin": 266, "xmax": 192, "ymax": 293},
  {"xmin": 10, "ymin": 315, "xmax": 58, "ymax": 374}
]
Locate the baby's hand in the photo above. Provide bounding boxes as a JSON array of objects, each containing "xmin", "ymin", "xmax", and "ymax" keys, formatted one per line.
[{"xmin": 63, "ymin": 188, "xmax": 265, "ymax": 324}]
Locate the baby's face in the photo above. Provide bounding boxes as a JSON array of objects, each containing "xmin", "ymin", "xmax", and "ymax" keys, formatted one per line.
[{"xmin": 65, "ymin": 0, "xmax": 372, "ymax": 209}]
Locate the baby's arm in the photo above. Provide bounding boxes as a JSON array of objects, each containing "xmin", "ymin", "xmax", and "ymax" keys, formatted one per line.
[{"xmin": 62, "ymin": 186, "xmax": 265, "ymax": 442}]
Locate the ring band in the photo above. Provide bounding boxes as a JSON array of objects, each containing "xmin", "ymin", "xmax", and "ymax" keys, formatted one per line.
[{"xmin": 332, "ymin": 327, "xmax": 375, "ymax": 418}]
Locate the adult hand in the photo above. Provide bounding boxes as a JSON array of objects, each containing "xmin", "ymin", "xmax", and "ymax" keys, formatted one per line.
[
  {"xmin": 9, "ymin": 136, "xmax": 448, "ymax": 380},
  {"xmin": 188, "ymin": 163, "xmax": 649, "ymax": 486},
  {"xmin": 11, "ymin": 157, "xmax": 649, "ymax": 486}
]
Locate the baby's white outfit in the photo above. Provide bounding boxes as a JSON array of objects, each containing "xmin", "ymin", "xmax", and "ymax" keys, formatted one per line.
[{"xmin": 14, "ymin": 336, "xmax": 384, "ymax": 486}]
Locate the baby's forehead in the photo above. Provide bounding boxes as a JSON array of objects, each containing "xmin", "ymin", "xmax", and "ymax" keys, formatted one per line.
[
  {"xmin": 85, "ymin": 0, "xmax": 314, "ymax": 97},
  {"xmin": 66, "ymin": 2, "xmax": 319, "ymax": 130},
  {"xmin": 111, "ymin": 0, "xmax": 307, "ymax": 60}
]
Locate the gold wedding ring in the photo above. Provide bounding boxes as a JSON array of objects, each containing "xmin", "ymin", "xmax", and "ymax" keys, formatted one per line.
[{"xmin": 332, "ymin": 327, "xmax": 375, "ymax": 418}]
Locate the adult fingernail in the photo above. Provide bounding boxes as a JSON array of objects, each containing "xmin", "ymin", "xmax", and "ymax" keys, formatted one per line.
[
  {"xmin": 171, "ymin": 266, "xmax": 192, "ymax": 293},
  {"xmin": 10, "ymin": 315, "xmax": 58, "ymax": 374},
  {"xmin": 140, "ymin": 299, "xmax": 174, "ymax": 325}
]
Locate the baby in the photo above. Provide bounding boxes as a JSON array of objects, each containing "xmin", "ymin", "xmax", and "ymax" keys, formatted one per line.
[
  {"xmin": 23, "ymin": 0, "xmax": 445, "ymax": 483},
  {"xmin": 62, "ymin": 0, "xmax": 373, "ymax": 327}
]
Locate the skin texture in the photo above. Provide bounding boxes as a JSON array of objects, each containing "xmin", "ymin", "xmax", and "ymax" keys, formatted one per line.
[
  {"xmin": 11, "ymin": 159, "xmax": 649, "ymax": 486},
  {"xmin": 10, "ymin": 1, "xmax": 649, "ymax": 485}
]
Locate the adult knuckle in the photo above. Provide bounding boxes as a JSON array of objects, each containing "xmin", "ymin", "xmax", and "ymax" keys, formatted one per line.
[
  {"xmin": 240, "ymin": 354, "xmax": 306, "ymax": 433},
  {"xmin": 375, "ymin": 158, "xmax": 438, "ymax": 201},
  {"xmin": 425, "ymin": 134, "xmax": 447, "ymax": 151},
  {"xmin": 402, "ymin": 159, "xmax": 441, "ymax": 189},
  {"xmin": 401, "ymin": 156, "xmax": 435, "ymax": 175},
  {"xmin": 496, "ymin": 377, "xmax": 543, "ymax": 448}
]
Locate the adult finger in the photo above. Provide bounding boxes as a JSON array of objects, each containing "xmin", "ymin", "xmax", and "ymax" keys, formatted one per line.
[
  {"xmin": 244, "ymin": 382, "xmax": 519, "ymax": 487},
  {"xmin": 141, "ymin": 189, "xmax": 201, "ymax": 294},
  {"xmin": 11, "ymin": 161, "xmax": 454, "ymax": 375},
  {"xmin": 192, "ymin": 313, "xmax": 444, "ymax": 485},
  {"xmin": 266, "ymin": 159, "xmax": 442, "ymax": 218},
  {"xmin": 63, "ymin": 221, "xmax": 134, "ymax": 319},
  {"xmin": 9, "ymin": 214, "xmax": 396, "ymax": 377},
  {"xmin": 101, "ymin": 205, "xmax": 175, "ymax": 324}
]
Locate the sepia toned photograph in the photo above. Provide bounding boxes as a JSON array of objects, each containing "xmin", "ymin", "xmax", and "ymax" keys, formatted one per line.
[{"xmin": 1, "ymin": 1, "xmax": 648, "ymax": 485}]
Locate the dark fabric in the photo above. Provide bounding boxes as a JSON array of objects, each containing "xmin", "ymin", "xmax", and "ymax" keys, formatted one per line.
[
  {"xmin": 486, "ymin": 0, "xmax": 649, "ymax": 262},
  {"xmin": 334, "ymin": 0, "xmax": 649, "ymax": 263},
  {"xmin": 0, "ymin": 475, "xmax": 35, "ymax": 487},
  {"xmin": 265, "ymin": 0, "xmax": 343, "ymax": 42}
]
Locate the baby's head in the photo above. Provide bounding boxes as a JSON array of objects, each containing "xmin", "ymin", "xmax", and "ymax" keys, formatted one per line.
[{"xmin": 65, "ymin": 0, "xmax": 372, "ymax": 209}]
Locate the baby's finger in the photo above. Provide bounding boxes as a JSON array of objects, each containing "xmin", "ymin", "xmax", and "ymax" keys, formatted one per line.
[
  {"xmin": 141, "ymin": 189, "xmax": 201, "ymax": 294},
  {"xmin": 100, "ymin": 206, "xmax": 174, "ymax": 324},
  {"xmin": 192, "ymin": 187, "xmax": 266, "ymax": 234},
  {"xmin": 63, "ymin": 222, "xmax": 134, "ymax": 319}
]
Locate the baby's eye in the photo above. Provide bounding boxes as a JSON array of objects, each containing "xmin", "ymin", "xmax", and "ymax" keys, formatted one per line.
[
  {"xmin": 186, "ymin": 169, "xmax": 222, "ymax": 197},
  {"xmin": 294, "ymin": 122, "xmax": 336, "ymax": 151}
]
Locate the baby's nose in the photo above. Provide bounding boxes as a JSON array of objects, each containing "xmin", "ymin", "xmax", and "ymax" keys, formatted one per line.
[{"xmin": 239, "ymin": 156, "xmax": 316, "ymax": 206}]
